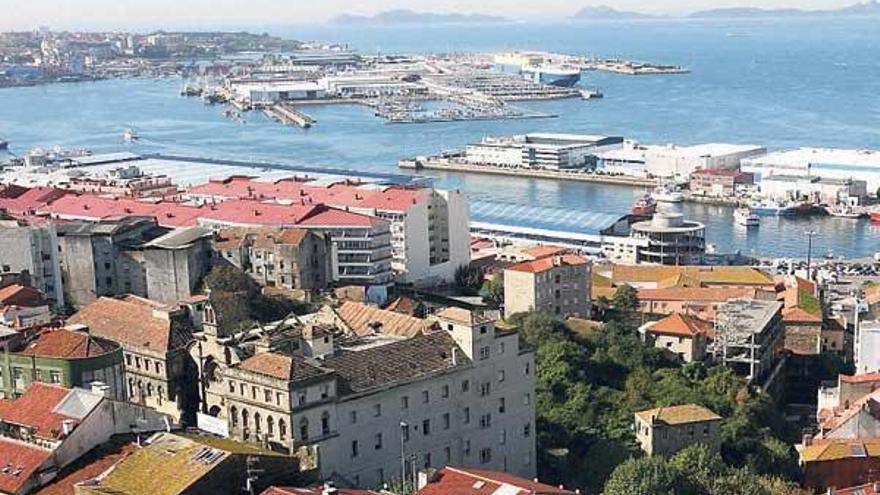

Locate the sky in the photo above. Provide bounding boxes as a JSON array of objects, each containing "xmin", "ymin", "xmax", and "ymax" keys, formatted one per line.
[{"xmin": 0, "ymin": 0, "xmax": 860, "ymax": 31}]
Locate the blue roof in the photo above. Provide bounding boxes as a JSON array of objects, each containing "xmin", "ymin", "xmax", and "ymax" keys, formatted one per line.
[{"xmin": 470, "ymin": 200, "xmax": 624, "ymax": 235}]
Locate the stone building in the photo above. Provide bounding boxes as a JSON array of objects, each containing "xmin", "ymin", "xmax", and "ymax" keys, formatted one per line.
[
  {"xmin": 503, "ymin": 255, "xmax": 591, "ymax": 319},
  {"xmin": 0, "ymin": 221, "xmax": 64, "ymax": 307},
  {"xmin": 142, "ymin": 226, "xmax": 213, "ymax": 304},
  {"xmin": 213, "ymin": 227, "xmax": 333, "ymax": 292},
  {"xmin": 638, "ymin": 313, "xmax": 711, "ymax": 363},
  {"xmin": 66, "ymin": 295, "xmax": 197, "ymax": 422},
  {"xmin": 0, "ymin": 328, "xmax": 124, "ymax": 399},
  {"xmin": 194, "ymin": 306, "xmax": 537, "ymax": 490},
  {"xmin": 634, "ymin": 404, "xmax": 722, "ymax": 457}
]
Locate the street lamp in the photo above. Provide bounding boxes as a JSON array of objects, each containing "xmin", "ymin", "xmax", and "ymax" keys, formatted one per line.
[
  {"xmin": 400, "ymin": 421, "xmax": 408, "ymax": 487},
  {"xmin": 805, "ymin": 229, "xmax": 817, "ymax": 280}
]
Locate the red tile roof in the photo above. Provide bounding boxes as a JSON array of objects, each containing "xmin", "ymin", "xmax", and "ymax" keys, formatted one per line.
[
  {"xmin": 0, "ymin": 382, "xmax": 78, "ymax": 440},
  {"xmin": 416, "ymin": 467, "xmax": 575, "ymax": 495},
  {"xmin": 66, "ymin": 297, "xmax": 191, "ymax": 352},
  {"xmin": 636, "ymin": 286, "xmax": 759, "ymax": 302},
  {"xmin": 35, "ymin": 439, "xmax": 137, "ymax": 495},
  {"xmin": 331, "ymin": 301, "xmax": 432, "ymax": 337},
  {"xmin": 239, "ymin": 353, "xmax": 295, "ymax": 381},
  {"xmin": 645, "ymin": 313, "xmax": 713, "ymax": 337},
  {"xmin": 18, "ymin": 329, "xmax": 119, "ymax": 359},
  {"xmin": 0, "ymin": 438, "xmax": 53, "ymax": 495},
  {"xmin": 296, "ymin": 207, "xmax": 386, "ymax": 228},
  {"xmin": 506, "ymin": 255, "xmax": 589, "ymax": 274},
  {"xmin": 197, "ymin": 200, "xmax": 320, "ymax": 227},
  {"xmin": 0, "ymin": 186, "xmax": 67, "ymax": 216},
  {"xmin": 839, "ymin": 372, "xmax": 880, "ymax": 384},
  {"xmin": 261, "ymin": 486, "xmax": 380, "ymax": 495},
  {"xmin": 39, "ymin": 195, "xmax": 203, "ymax": 227},
  {"xmin": 0, "ymin": 285, "xmax": 45, "ymax": 307},
  {"xmin": 521, "ymin": 245, "xmax": 568, "ymax": 259}
]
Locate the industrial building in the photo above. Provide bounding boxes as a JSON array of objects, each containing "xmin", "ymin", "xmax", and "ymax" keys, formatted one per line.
[
  {"xmin": 598, "ymin": 140, "xmax": 766, "ymax": 178},
  {"xmin": 741, "ymin": 147, "xmax": 880, "ymax": 193},
  {"xmin": 465, "ymin": 133, "xmax": 623, "ymax": 170}
]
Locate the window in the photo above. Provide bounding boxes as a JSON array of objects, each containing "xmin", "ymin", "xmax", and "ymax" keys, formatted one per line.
[
  {"xmin": 422, "ymin": 419, "xmax": 431, "ymax": 436},
  {"xmin": 267, "ymin": 416, "xmax": 274, "ymax": 436},
  {"xmin": 463, "ymin": 407, "xmax": 470, "ymax": 424},
  {"xmin": 401, "ymin": 395, "xmax": 409, "ymax": 410},
  {"xmin": 499, "ymin": 342, "xmax": 505, "ymax": 355},
  {"xmin": 422, "ymin": 390, "xmax": 429, "ymax": 404},
  {"xmin": 375, "ymin": 433, "xmax": 383, "ymax": 450},
  {"xmin": 373, "ymin": 404, "xmax": 382, "ymax": 417},
  {"xmin": 350, "ymin": 410, "xmax": 357, "ymax": 424},
  {"xmin": 155, "ymin": 362, "xmax": 161, "ymax": 374},
  {"xmin": 444, "ymin": 446, "xmax": 451, "ymax": 463},
  {"xmin": 480, "ymin": 325, "xmax": 487, "ymax": 335},
  {"xmin": 351, "ymin": 440, "xmax": 359, "ymax": 457},
  {"xmin": 279, "ymin": 419, "xmax": 287, "ymax": 441},
  {"xmin": 49, "ymin": 371, "xmax": 61, "ymax": 384},
  {"xmin": 321, "ymin": 412, "xmax": 330, "ymax": 435},
  {"xmin": 402, "ymin": 423, "xmax": 410, "ymax": 442},
  {"xmin": 480, "ymin": 382, "xmax": 491, "ymax": 397},
  {"xmin": 228, "ymin": 380, "xmax": 235, "ymax": 393},
  {"xmin": 424, "ymin": 452, "xmax": 432, "ymax": 469},
  {"xmin": 441, "ymin": 384, "xmax": 449, "ymax": 398},
  {"xmin": 524, "ymin": 423, "xmax": 531, "ymax": 437},
  {"xmin": 525, "ymin": 362, "xmax": 531, "ymax": 375},
  {"xmin": 135, "ymin": 357, "xmax": 141, "ymax": 369},
  {"xmin": 461, "ymin": 380, "xmax": 470, "ymax": 393},
  {"xmin": 443, "ymin": 413, "xmax": 450, "ymax": 430},
  {"xmin": 464, "ymin": 439, "xmax": 471, "ymax": 456},
  {"xmin": 300, "ymin": 418, "xmax": 309, "ymax": 441},
  {"xmin": 479, "ymin": 448, "xmax": 492, "ymax": 464},
  {"xmin": 498, "ymin": 397, "xmax": 506, "ymax": 414},
  {"xmin": 480, "ymin": 414, "xmax": 492, "ymax": 429},
  {"xmin": 498, "ymin": 370, "xmax": 505, "ymax": 382},
  {"xmin": 276, "ymin": 392, "xmax": 283, "ymax": 406},
  {"xmin": 240, "ymin": 384, "xmax": 246, "ymax": 396},
  {"xmin": 125, "ymin": 354, "xmax": 132, "ymax": 366},
  {"xmin": 479, "ymin": 346, "xmax": 490, "ymax": 360},
  {"xmin": 321, "ymin": 385, "xmax": 329, "ymax": 400},
  {"xmin": 231, "ymin": 406, "xmax": 238, "ymax": 426},
  {"xmin": 264, "ymin": 389, "xmax": 272, "ymax": 403},
  {"xmin": 525, "ymin": 393, "xmax": 531, "ymax": 406},
  {"xmin": 500, "ymin": 428, "xmax": 507, "ymax": 445}
]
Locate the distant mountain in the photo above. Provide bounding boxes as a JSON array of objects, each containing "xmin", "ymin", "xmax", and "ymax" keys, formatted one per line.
[
  {"xmin": 689, "ymin": 1, "xmax": 880, "ymax": 18},
  {"xmin": 332, "ymin": 9, "xmax": 508, "ymax": 25},
  {"xmin": 573, "ymin": 5, "xmax": 662, "ymax": 20}
]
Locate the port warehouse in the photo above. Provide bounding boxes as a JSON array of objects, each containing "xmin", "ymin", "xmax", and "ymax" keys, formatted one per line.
[
  {"xmin": 742, "ymin": 148, "xmax": 880, "ymax": 192},
  {"xmin": 464, "ymin": 133, "xmax": 624, "ymax": 170}
]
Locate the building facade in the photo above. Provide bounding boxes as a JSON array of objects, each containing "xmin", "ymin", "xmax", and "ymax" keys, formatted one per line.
[
  {"xmin": 629, "ymin": 213, "xmax": 706, "ymax": 265},
  {"xmin": 634, "ymin": 404, "xmax": 722, "ymax": 457},
  {"xmin": 503, "ymin": 255, "xmax": 592, "ymax": 319},
  {"xmin": 0, "ymin": 222, "xmax": 64, "ymax": 307}
]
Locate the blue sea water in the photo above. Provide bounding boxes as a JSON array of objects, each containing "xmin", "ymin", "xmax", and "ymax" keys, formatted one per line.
[{"xmin": 1, "ymin": 18, "xmax": 879, "ymax": 259}]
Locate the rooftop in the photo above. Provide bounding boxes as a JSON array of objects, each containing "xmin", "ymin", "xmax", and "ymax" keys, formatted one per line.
[
  {"xmin": 744, "ymin": 147, "xmax": 880, "ymax": 168},
  {"xmin": 0, "ymin": 437, "xmax": 53, "ymax": 495},
  {"xmin": 66, "ymin": 296, "xmax": 192, "ymax": 353},
  {"xmin": 262, "ymin": 487, "xmax": 381, "ymax": 495},
  {"xmin": 0, "ymin": 383, "xmax": 84, "ymax": 440},
  {"xmin": 800, "ymin": 439, "xmax": 880, "ymax": 463},
  {"xmin": 643, "ymin": 313, "xmax": 712, "ymax": 338},
  {"xmin": 237, "ymin": 352, "xmax": 329, "ymax": 383},
  {"xmin": 17, "ymin": 329, "xmax": 120, "ymax": 360},
  {"xmin": 506, "ymin": 254, "xmax": 589, "ymax": 274},
  {"xmin": 328, "ymin": 301, "xmax": 433, "ymax": 338},
  {"xmin": 416, "ymin": 466, "xmax": 575, "ymax": 495},
  {"xmin": 601, "ymin": 265, "xmax": 775, "ymax": 287},
  {"xmin": 635, "ymin": 404, "xmax": 722, "ymax": 426}
]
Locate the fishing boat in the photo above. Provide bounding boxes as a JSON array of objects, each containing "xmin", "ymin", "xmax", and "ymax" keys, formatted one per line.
[
  {"xmin": 750, "ymin": 200, "xmax": 799, "ymax": 217},
  {"xmin": 631, "ymin": 194, "xmax": 657, "ymax": 216},
  {"xmin": 580, "ymin": 88, "xmax": 604, "ymax": 100},
  {"xmin": 824, "ymin": 204, "xmax": 863, "ymax": 219},
  {"xmin": 122, "ymin": 128, "xmax": 139, "ymax": 142},
  {"xmin": 734, "ymin": 207, "xmax": 759, "ymax": 227},
  {"xmin": 869, "ymin": 209, "xmax": 880, "ymax": 223},
  {"xmin": 652, "ymin": 185, "xmax": 684, "ymax": 203}
]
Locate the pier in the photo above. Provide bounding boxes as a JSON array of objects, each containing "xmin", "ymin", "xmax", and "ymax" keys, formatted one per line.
[
  {"xmin": 263, "ymin": 104, "xmax": 316, "ymax": 128},
  {"xmin": 400, "ymin": 157, "xmax": 659, "ymax": 187}
]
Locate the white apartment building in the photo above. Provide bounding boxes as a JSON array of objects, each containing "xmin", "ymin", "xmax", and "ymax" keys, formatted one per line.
[
  {"xmin": 742, "ymin": 147, "xmax": 880, "ymax": 194},
  {"xmin": 598, "ymin": 140, "xmax": 766, "ymax": 178},
  {"xmin": 200, "ymin": 306, "xmax": 537, "ymax": 490},
  {"xmin": 465, "ymin": 133, "xmax": 624, "ymax": 170},
  {"xmin": 0, "ymin": 221, "xmax": 64, "ymax": 307}
]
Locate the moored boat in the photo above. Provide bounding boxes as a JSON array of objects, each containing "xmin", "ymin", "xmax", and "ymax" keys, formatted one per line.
[
  {"xmin": 631, "ymin": 194, "xmax": 657, "ymax": 216},
  {"xmin": 734, "ymin": 207, "xmax": 759, "ymax": 227},
  {"xmin": 869, "ymin": 210, "xmax": 880, "ymax": 223},
  {"xmin": 824, "ymin": 204, "xmax": 863, "ymax": 219},
  {"xmin": 653, "ymin": 185, "xmax": 684, "ymax": 203},
  {"xmin": 750, "ymin": 200, "xmax": 799, "ymax": 217}
]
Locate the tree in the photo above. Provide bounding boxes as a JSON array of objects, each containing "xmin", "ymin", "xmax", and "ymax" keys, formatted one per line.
[
  {"xmin": 454, "ymin": 264, "xmax": 485, "ymax": 295},
  {"xmin": 479, "ymin": 273, "xmax": 504, "ymax": 306},
  {"xmin": 603, "ymin": 456, "xmax": 685, "ymax": 495},
  {"xmin": 612, "ymin": 284, "xmax": 639, "ymax": 315}
]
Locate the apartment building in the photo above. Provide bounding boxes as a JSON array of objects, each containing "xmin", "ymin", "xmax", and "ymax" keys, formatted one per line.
[
  {"xmin": 213, "ymin": 227, "xmax": 333, "ymax": 291},
  {"xmin": 712, "ymin": 299, "xmax": 784, "ymax": 388},
  {"xmin": 634, "ymin": 404, "xmax": 722, "ymax": 457},
  {"xmin": 0, "ymin": 221, "xmax": 64, "ymax": 307},
  {"xmin": 638, "ymin": 313, "xmax": 711, "ymax": 363},
  {"xmin": 503, "ymin": 255, "xmax": 591, "ymax": 319},
  {"xmin": 186, "ymin": 176, "xmax": 471, "ymax": 286},
  {"xmin": 66, "ymin": 295, "xmax": 197, "ymax": 422},
  {"xmin": 142, "ymin": 226, "xmax": 214, "ymax": 304},
  {"xmin": 196, "ymin": 306, "xmax": 536, "ymax": 490}
]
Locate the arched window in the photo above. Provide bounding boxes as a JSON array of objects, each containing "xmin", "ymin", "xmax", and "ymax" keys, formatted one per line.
[
  {"xmin": 254, "ymin": 412, "xmax": 262, "ymax": 434},
  {"xmin": 230, "ymin": 406, "xmax": 238, "ymax": 426},
  {"xmin": 321, "ymin": 412, "xmax": 330, "ymax": 435},
  {"xmin": 267, "ymin": 416, "xmax": 275, "ymax": 437},
  {"xmin": 241, "ymin": 409, "xmax": 250, "ymax": 440},
  {"xmin": 146, "ymin": 383, "xmax": 153, "ymax": 397},
  {"xmin": 300, "ymin": 417, "xmax": 309, "ymax": 441},
  {"xmin": 127, "ymin": 378, "xmax": 134, "ymax": 398},
  {"xmin": 279, "ymin": 418, "xmax": 287, "ymax": 441},
  {"xmin": 157, "ymin": 386, "xmax": 164, "ymax": 405}
]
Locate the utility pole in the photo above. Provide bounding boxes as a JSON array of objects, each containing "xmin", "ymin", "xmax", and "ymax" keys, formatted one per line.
[
  {"xmin": 399, "ymin": 421, "xmax": 408, "ymax": 490},
  {"xmin": 805, "ymin": 229, "xmax": 817, "ymax": 281}
]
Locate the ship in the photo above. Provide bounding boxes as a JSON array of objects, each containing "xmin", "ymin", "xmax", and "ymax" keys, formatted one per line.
[
  {"xmin": 652, "ymin": 185, "xmax": 684, "ymax": 203},
  {"xmin": 521, "ymin": 65, "xmax": 582, "ymax": 87},
  {"xmin": 734, "ymin": 208, "xmax": 759, "ymax": 227},
  {"xmin": 750, "ymin": 200, "xmax": 799, "ymax": 217},
  {"xmin": 631, "ymin": 194, "xmax": 657, "ymax": 216},
  {"xmin": 823, "ymin": 204, "xmax": 863, "ymax": 219},
  {"xmin": 123, "ymin": 128, "xmax": 139, "ymax": 142}
]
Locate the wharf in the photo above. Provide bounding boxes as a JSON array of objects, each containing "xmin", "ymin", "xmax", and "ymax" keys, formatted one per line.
[
  {"xmin": 263, "ymin": 103, "xmax": 316, "ymax": 128},
  {"xmin": 400, "ymin": 157, "xmax": 659, "ymax": 187}
]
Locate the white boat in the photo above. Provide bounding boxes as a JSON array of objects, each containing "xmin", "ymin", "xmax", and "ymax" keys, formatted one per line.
[
  {"xmin": 824, "ymin": 204, "xmax": 863, "ymax": 219},
  {"xmin": 734, "ymin": 208, "xmax": 760, "ymax": 227},
  {"xmin": 123, "ymin": 128, "xmax": 139, "ymax": 142},
  {"xmin": 652, "ymin": 185, "xmax": 684, "ymax": 203}
]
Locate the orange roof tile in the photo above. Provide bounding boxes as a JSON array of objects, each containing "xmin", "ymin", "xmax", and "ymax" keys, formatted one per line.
[
  {"xmin": 645, "ymin": 313, "xmax": 712, "ymax": 337},
  {"xmin": 0, "ymin": 438, "xmax": 53, "ymax": 494},
  {"xmin": 66, "ymin": 297, "xmax": 191, "ymax": 352},
  {"xmin": 0, "ymin": 383, "xmax": 78, "ymax": 440},
  {"xmin": 239, "ymin": 352, "xmax": 295, "ymax": 381},
  {"xmin": 18, "ymin": 329, "xmax": 119, "ymax": 359},
  {"xmin": 334, "ymin": 301, "xmax": 432, "ymax": 338},
  {"xmin": 416, "ymin": 466, "xmax": 575, "ymax": 495},
  {"xmin": 636, "ymin": 286, "xmax": 759, "ymax": 302},
  {"xmin": 506, "ymin": 255, "xmax": 589, "ymax": 274},
  {"xmin": 840, "ymin": 372, "xmax": 880, "ymax": 384},
  {"xmin": 521, "ymin": 245, "xmax": 568, "ymax": 260}
]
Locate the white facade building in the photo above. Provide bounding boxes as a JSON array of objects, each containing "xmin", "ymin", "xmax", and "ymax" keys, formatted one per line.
[
  {"xmin": 465, "ymin": 133, "xmax": 624, "ymax": 170},
  {"xmin": 742, "ymin": 148, "xmax": 880, "ymax": 194},
  {"xmin": 0, "ymin": 222, "xmax": 64, "ymax": 307},
  {"xmin": 598, "ymin": 140, "xmax": 766, "ymax": 178},
  {"xmin": 759, "ymin": 175, "xmax": 868, "ymax": 203},
  {"xmin": 855, "ymin": 319, "xmax": 880, "ymax": 374}
]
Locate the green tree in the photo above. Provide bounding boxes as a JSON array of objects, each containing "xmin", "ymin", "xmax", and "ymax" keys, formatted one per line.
[
  {"xmin": 612, "ymin": 284, "xmax": 639, "ymax": 315},
  {"xmin": 603, "ymin": 456, "xmax": 686, "ymax": 495},
  {"xmin": 454, "ymin": 264, "xmax": 485, "ymax": 295},
  {"xmin": 479, "ymin": 272, "xmax": 505, "ymax": 306}
]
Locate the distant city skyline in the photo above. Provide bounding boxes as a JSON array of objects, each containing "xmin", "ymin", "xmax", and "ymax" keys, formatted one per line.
[{"xmin": 1, "ymin": 0, "xmax": 867, "ymax": 31}]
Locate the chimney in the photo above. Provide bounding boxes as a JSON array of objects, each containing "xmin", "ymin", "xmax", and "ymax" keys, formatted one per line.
[
  {"xmin": 61, "ymin": 419, "xmax": 76, "ymax": 436},
  {"xmin": 417, "ymin": 468, "xmax": 439, "ymax": 490},
  {"xmin": 89, "ymin": 381, "xmax": 111, "ymax": 398}
]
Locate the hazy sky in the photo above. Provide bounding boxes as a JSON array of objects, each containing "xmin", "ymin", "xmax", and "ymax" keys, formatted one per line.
[{"xmin": 0, "ymin": 0, "xmax": 858, "ymax": 31}]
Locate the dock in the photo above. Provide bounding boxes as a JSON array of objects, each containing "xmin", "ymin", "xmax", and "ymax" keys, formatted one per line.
[
  {"xmin": 400, "ymin": 157, "xmax": 659, "ymax": 187},
  {"xmin": 263, "ymin": 103, "xmax": 316, "ymax": 128}
]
